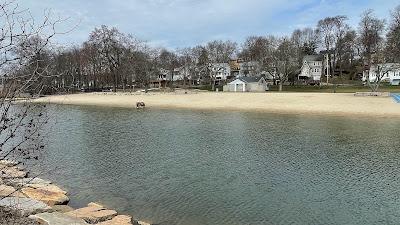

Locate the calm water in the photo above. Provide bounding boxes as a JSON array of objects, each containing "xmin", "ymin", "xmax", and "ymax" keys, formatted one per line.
[{"xmin": 37, "ymin": 105, "xmax": 400, "ymax": 225}]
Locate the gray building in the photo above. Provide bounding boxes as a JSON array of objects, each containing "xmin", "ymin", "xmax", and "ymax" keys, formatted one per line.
[{"xmin": 223, "ymin": 77, "xmax": 269, "ymax": 92}]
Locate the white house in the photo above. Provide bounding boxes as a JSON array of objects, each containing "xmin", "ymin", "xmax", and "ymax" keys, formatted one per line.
[
  {"xmin": 210, "ymin": 63, "xmax": 231, "ymax": 81},
  {"xmin": 298, "ymin": 55, "xmax": 324, "ymax": 83},
  {"xmin": 223, "ymin": 77, "xmax": 269, "ymax": 92},
  {"xmin": 362, "ymin": 63, "xmax": 400, "ymax": 86},
  {"xmin": 157, "ymin": 68, "xmax": 170, "ymax": 81}
]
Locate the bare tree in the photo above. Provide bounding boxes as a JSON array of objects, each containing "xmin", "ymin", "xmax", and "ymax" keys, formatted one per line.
[
  {"xmin": 386, "ymin": 5, "xmax": 400, "ymax": 63},
  {"xmin": 195, "ymin": 46, "xmax": 209, "ymax": 82},
  {"xmin": 177, "ymin": 47, "xmax": 196, "ymax": 88},
  {"xmin": 317, "ymin": 17, "xmax": 337, "ymax": 80},
  {"xmin": 0, "ymin": 1, "xmax": 65, "ymax": 223},
  {"xmin": 204, "ymin": 40, "xmax": 237, "ymax": 90},
  {"xmin": 291, "ymin": 28, "xmax": 319, "ymax": 65},
  {"xmin": 339, "ymin": 30, "xmax": 358, "ymax": 79},
  {"xmin": 358, "ymin": 9, "xmax": 386, "ymax": 89},
  {"xmin": 158, "ymin": 49, "xmax": 180, "ymax": 89},
  {"xmin": 240, "ymin": 36, "xmax": 275, "ymax": 75},
  {"xmin": 206, "ymin": 40, "xmax": 237, "ymax": 63},
  {"xmin": 266, "ymin": 37, "xmax": 297, "ymax": 91},
  {"xmin": 332, "ymin": 16, "xmax": 351, "ymax": 78},
  {"xmin": 86, "ymin": 25, "xmax": 134, "ymax": 92},
  {"xmin": 365, "ymin": 41, "xmax": 400, "ymax": 92}
]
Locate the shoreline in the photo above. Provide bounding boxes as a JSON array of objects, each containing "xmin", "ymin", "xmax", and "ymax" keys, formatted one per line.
[
  {"xmin": 33, "ymin": 92, "xmax": 400, "ymax": 118},
  {"xmin": 0, "ymin": 160, "xmax": 151, "ymax": 225}
]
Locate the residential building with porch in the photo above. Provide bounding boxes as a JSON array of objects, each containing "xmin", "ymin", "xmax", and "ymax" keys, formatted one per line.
[
  {"xmin": 210, "ymin": 63, "xmax": 232, "ymax": 85},
  {"xmin": 298, "ymin": 55, "xmax": 324, "ymax": 84}
]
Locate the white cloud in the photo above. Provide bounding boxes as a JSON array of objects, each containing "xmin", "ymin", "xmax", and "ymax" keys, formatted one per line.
[{"xmin": 22, "ymin": 0, "xmax": 400, "ymax": 48}]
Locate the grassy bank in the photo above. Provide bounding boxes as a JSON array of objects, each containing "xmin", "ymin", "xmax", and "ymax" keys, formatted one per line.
[{"xmin": 268, "ymin": 85, "xmax": 400, "ymax": 93}]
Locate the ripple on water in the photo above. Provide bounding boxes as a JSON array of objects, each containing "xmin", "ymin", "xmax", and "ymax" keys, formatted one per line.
[{"xmin": 37, "ymin": 105, "xmax": 400, "ymax": 225}]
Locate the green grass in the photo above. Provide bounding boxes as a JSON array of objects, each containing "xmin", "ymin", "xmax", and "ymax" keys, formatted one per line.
[{"xmin": 269, "ymin": 85, "xmax": 400, "ymax": 93}]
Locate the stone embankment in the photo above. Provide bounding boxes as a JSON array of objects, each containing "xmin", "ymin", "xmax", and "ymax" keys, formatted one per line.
[{"xmin": 0, "ymin": 160, "xmax": 151, "ymax": 225}]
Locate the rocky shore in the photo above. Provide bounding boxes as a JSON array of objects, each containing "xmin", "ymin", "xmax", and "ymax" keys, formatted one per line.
[{"xmin": 0, "ymin": 160, "xmax": 151, "ymax": 225}]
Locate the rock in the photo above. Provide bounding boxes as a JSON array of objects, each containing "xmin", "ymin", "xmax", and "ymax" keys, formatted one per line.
[
  {"xmin": 52, "ymin": 205, "xmax": 75, "ymax": 213},
  {"xmin": 65, "ymin": 204, "xmax": 118, "ymax": 224},
  {"xmin": 6, "ymin": 177, "xmax": 52, "ymax": 187},
  {"xmin": 0, "ymin": 197, "xmax": 52, "ymax": 216},
  {"xmin": 137, "ymin": 221, "xmax": 152, "ymax": 225},
  {"xmin": 0, "ymin": 160, "xmax": 18, "ymax": 167},
  {"xmin": 0, "ymin": 184, "xmax": 26, "ymax": 198},
  {"xmin": 88, "ymin": 202, "xmax": 104, "ymax": 208},
  {"xmin": 98, "ymin": 215, "xmax": 134, "ymax": 225},
  {"xmin": 26, "ymin": 183, "xmax": 68, "ymax": 195},
  {"xmin": 29, "ymin": 212, "xmax": 88, "ymax": 225},
  {"xmin": 21, "ymin": 187, "xmax": 69, "ymax": 206},
  {"xmin": 0, "ymin": 166, "xmax": 27, "ymax": 179}
]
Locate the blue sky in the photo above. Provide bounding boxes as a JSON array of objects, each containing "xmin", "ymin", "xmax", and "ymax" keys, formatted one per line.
[{"xmin": 24, "ymin": 0, "xmax": 399, "ymax": 49}]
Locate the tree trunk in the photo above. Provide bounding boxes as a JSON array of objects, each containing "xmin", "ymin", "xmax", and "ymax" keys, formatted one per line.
[
  {"xmin": 279, "ymin": 82, "xmax": 283, "ymax": 92},
  {"xmin": 113, "ymin": 73, "xmax": 117, "ymax": 92}
]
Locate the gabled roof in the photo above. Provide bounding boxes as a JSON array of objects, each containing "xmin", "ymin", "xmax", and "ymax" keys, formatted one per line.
[
  {"xmin": 239, "ymin": 76, "xmax": 260, "ymax": 83},
  {"xmin": 303, "ymin": 55, "xmax": 323, "ymax": 62}
]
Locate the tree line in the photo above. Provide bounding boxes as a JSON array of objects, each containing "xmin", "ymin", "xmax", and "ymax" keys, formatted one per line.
[{"xmin": 5, "ymin": 5, "xmax": 400, "ymax": 94}]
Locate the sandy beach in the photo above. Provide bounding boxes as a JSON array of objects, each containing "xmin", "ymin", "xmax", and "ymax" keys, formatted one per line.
[{"xmin": 34, "ymin": 92, "xmax": 400, "ymax": 117}]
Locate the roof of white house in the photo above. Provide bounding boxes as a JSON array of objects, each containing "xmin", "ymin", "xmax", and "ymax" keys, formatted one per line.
[
  {"xmin": 303, "ymin": 55, "xmax": 323, "ymax": 62},
  {"xmin": 370, "ymin": 63, "xmax": 400, "ymax": 70},
  {"xmin": 229, "ymin": 76, "xmax": 265, "ymax": 84}
]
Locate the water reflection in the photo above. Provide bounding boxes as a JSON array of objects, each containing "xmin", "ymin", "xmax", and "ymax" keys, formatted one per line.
[{"xmin": 37, "ymin": 105, "xmax": 400, "ymax": 225}]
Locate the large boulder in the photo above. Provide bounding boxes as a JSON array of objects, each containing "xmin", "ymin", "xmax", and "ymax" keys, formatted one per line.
[
  {"xmin": 52, "ymin": 205, "xmax": 75, "ymax": 213},
  {"xmin": 0, "ymin": 160, "xmax": 18, "ymax": 167},
  {"xmin": 0, "ymin": 184, "xmax": 26, "ymax": 198},
  {"xmin": 65, "ymin": 203, "xmax": 118, "ymax": 224},
  {"xmin": 26, "ymin": 183, "xmax": 68, "ymax": 195},
  {"xmin": 0, "ymin": 197, "xmax": 52, "ymax": 216},
  {"xmin": 98, "ymin": 215, "xmax": 134, "ymax": 225},
  {"xmin": 29, "ymin": 212, "xmax": 88, "ymax": 225},
  {"xmin": 0, "ymin": 166, "xmax": 27, "ymax": 179},
  {"xmin": 21, "ymin": 187, "xmax": 69, "ymax": 206}
]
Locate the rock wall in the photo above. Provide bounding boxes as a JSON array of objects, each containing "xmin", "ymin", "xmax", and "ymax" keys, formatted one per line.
[{"xmin": 0, "ymin": 160, "xmax": 153, "ymax": 225}]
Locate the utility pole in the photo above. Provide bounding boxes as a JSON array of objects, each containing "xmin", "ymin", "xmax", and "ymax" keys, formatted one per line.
[{"xmin": 326, "ymin": 54, "xmax": 329, "ymax": 85}]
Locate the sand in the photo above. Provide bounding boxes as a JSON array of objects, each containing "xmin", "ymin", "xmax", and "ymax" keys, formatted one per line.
[{"xmin": 34, "ymin": 92, "xmax": 400, "ymax": 117}]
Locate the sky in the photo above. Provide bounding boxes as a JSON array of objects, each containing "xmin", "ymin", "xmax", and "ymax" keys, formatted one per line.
[{"xmin": 23, "ymin": 0, "xmax": 399, "ymax": 49}]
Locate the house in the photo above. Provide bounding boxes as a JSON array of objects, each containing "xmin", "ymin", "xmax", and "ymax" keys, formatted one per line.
[
  {"xmin": 298, "ymin": 55, "xmax": 324, "ymax": 84},
  {"xmin": 223, "ymin": 76, "xmax": 269, "ymax": 92},
  {"xmin": 210, "ymin": 63, "xmax": 232, "ymax": 85},
  {"xmin": 362, "ymin": 63, "xmax": 400, "ymax": 86},
  {"xmin": 211, "ymin": 63, "xmax": 231, "ymax": 79},
  {"xmin": 229, "ymin": 59, "xmax": 262, "ymax": 78},
  {"xmin": 149, "ymin": 68, "xmax": 170, "ymax": 88},
  {"xmin": 239, "ymin": 61, "xmax": 261, "ymax": 77}
]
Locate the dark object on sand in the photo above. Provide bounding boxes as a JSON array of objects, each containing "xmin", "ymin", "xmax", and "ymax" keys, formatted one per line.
[{"xmin": 136, "ymin": 102, "xmax": 145, "ymax": 109}]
